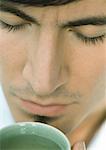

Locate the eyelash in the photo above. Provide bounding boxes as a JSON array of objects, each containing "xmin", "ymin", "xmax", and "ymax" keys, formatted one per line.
[
  {"xmin": 0, "ymin": 21, "xmax": 105, "ymax": 45},
  {"xmin": 0, "ymin": 21, "xmax": 31, "ymax": 32},
  {"xmin": 74, "ymin": 32, "xmax": 105, "ymax": 45}
]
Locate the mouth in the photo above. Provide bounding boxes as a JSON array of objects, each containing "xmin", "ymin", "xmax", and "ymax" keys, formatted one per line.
[{"xmin": 20, "ymin": 99, "xmax": 69, "ymax": 117}]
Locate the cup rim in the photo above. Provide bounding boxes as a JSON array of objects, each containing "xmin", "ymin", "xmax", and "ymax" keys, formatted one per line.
[{"xmin": 0, "ymin": 122, "xmax": 71, "ymax": 150}]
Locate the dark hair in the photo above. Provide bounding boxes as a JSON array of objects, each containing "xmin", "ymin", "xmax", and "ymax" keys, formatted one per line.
[{"xmin": 1, "ymin": 0, "xmax": 78, "ymax": 6}]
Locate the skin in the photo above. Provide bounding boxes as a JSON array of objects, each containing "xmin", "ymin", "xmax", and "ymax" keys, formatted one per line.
[{"xmin": 0, "ymin": 0, "xmax": 106, "ymax": 149}]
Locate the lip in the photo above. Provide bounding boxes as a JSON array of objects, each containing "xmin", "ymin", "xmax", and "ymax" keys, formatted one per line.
[{"xmin": 21, "ymin": 100, "xmax": 69, "ymax": 117}]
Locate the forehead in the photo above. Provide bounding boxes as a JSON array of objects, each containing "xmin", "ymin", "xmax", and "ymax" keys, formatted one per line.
[
  {"xmin": 58, "ymin": 0, "xmax": 106, "ymax": 20},
  {"xmin": 15, "ymin": 0, "xmax": 105, "ymax": 21},
  {"xmin": 0, "ymin": 0, "xmax": 106, "ymax": 25}
]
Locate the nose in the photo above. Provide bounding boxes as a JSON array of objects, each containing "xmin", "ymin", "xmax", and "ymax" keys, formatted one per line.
[{"xmin": 23, "ymin": 27, "xmax": 68, "ymax": 96}]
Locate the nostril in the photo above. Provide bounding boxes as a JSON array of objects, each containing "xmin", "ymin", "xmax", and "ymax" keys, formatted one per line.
[
  {"xmin": 23, "ymin": 62, "xmax": 68, "ymax": 97},
  {"xmin": 30, "ymin": 81, "xmax": 56, "ymax": 96},
  {"xmin": 31, "ymin": 77, "xmax": 67, "ymax": 97}
]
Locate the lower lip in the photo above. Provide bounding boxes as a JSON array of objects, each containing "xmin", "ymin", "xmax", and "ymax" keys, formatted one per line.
[{"xmin": 21, "ymin": 100, "xmax": 68, "ymax": 117}]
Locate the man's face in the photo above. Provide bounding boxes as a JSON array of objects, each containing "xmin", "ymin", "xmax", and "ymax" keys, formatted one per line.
[{"xmin": 0, "ymin": 0, "xmax": 106, "ymax": 134}]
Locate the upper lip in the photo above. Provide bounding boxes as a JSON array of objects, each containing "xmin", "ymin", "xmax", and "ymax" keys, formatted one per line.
[
  {"xmin": 21, "ymin": 99, "xmax": 71, "ymax": 117},
  {"xmin": 17, "ymin": 96, "xmax": 79, "ymax": 117},
  {"xmin": 21, "ymin": 98, "xmax": 70, "ymax": 107},
  {"xmin": 15, "ymin": 93, "xmax": 78, "ymax": 106}
]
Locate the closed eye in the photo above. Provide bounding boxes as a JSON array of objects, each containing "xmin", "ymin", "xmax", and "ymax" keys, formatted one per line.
[
  {"xmin": 0, "ymin": 20, "xmax": 31, "ymax": 32},
  {"xmin": 68, "ymin": 27, "xmax": 106, "ymax": 45},
  {"xmin": 74, "ymin": 32, "xmax": 106, "ymax": 45}
]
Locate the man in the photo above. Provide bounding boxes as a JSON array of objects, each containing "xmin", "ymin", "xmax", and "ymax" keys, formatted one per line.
[{"xmin": 0, "ymin": 0, "xmax": 106, "ymax": 149}]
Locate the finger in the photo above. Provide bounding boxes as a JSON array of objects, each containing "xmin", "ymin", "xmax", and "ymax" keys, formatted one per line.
[{"xmin": 72, "ymin": 141, "xmax": 86, "ymax": 150}]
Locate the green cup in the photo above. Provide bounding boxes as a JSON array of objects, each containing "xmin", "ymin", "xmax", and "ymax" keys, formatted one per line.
[{"xmin": 0, "ymin": 122, "xmax": 71, "ymax": 150}]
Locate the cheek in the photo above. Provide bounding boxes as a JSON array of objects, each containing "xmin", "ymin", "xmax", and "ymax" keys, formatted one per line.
[
  {"xmin": 0, "ymin": 33, "xmax": 27, "ymax": 70},
  {"xmin": 72, "ymin": 49, "xmax": 105, "ymax": 79},
  {"xmin": 65, "ymin": 42, "xmax": 105, "ymax": 93}
]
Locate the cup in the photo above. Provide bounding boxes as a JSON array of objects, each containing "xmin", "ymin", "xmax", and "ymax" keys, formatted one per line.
[{"xmin": 0, "ymin": 122, "xmax": 71, "ymax": 150}]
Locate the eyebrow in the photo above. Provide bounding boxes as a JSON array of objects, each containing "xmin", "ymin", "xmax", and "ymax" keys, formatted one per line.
[
  {"xmin": 61, "ymin": 16, "xmax": 106, "ymax": 28},
  {"xmin": 0, "ymin": 4, "xmax": 106, "ymax": 27},
  {"xmin": 0, "ymin": 4, "xmax": 40, "ymax": 25}
]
